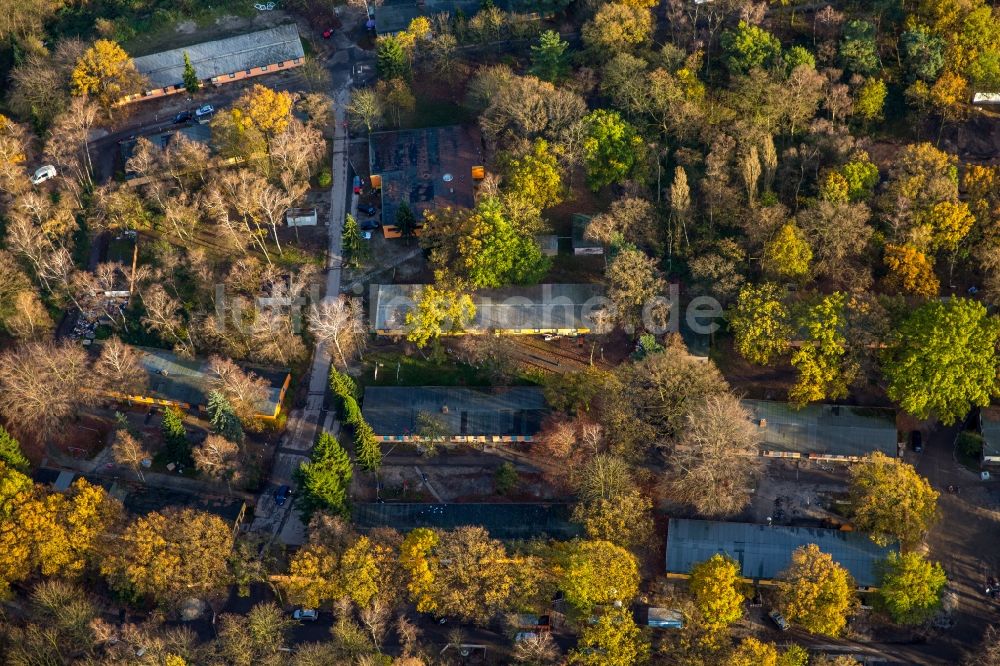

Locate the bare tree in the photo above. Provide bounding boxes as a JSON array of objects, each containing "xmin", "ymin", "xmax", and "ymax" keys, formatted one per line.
[
  {"xmin": 141, "ymin": 283, "xmax": 194, "ymax": 354},
  {"xmin": 395, "ymin": 614, "xmax": 422, "ymax": 657},
  {"xmin": 663, "ymin": 394, "xmax": 763, "ymax": 517},
  {"xmin": 271, "ymin": 119, "xmax": 325, "ymax": 186},
  {"xmin": 513, "ymin": 632, "xmax": 561, "ymax": 664},
  {"xmin": 112, "ymin": 430, "xmax": 150, "ymax": 481},
  {"xmin": 309, "ymin": 297, "xmax": 368, "ymax": 368},
  {"xmin": 94, "ymin": 338, "xmax": 148, "ymax": 398},
  {"xmin": 208, "ymin": 356, "xmax": 270, "ymax": 425},
  {"xmin": 0, "ymin": 341, "xmax": 95, "ymax": 440},
  {"xmin": 193, "ymin": 434, "xmax": 241, "ymax": 485},
  {"xmin": 6, "ymin": 290, "xmax": 54, "ymax": 340},
  {"xmin": 44, "ymin": 97, "xmax": 99, "ymax": 202},
  {"xmin": 968, "ymin": 625, "xmax": 1000, "ymax": 666},
  {"xmin": 359, "ymin": 598, "xmax": 391, "ymax": 651}
]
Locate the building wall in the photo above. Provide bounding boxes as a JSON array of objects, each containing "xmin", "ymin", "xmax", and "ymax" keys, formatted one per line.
[{"xmin": 120, "ymin": 57, "xmax": 304, "ymax": 105}]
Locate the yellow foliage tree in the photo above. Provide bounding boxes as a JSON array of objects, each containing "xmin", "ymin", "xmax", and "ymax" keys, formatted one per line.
[
  {"xmin": 730, "ymin": 637, "xmax": 779, "ymax": 666},
  {"xmin": 883, "ymin": 243, "xmax": 940, "ymax": 298},
  {"xmin": 282, "ymin": 543, "xmax": 341, "ymax": 608},
  {"xmin": 850, "ymin": 452, "xmax": 939, "ymax": 548},
  {"xmin": 926, "ymin": 200, "xmax": 975, "ymax": 251},
  {"xmin": 399, "ymin": 527, "xmax": 440, "ymax": 614},
  {"xmin": 71, "ymin": 40, "xmax": 144, "ymax": 116},
  {"xmin": 688, "ymin": 554, "xmax": 747, "ymax": 631},
  {"xmin": 763, "ymin": 223, "xmax": 812, "ymax": 281},
  {"xmin": 777, "ymin": 544, "xmax": 856, "ymax": 636},
  {"xmin": 237, "ymin": 84, "xmax": 293, "ymax": 138},
  {"xmin": 557, "ymin": 539, "xmax": 640, "ymax": 615},
  {"xmin": 405, "ymin": 284, "xmax": 476, "ymax": 348}
]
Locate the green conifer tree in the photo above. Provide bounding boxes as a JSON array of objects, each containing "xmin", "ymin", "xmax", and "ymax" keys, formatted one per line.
[{"xmin": 182, "ymin": 52, "xmax": 200, "ymax": 93}]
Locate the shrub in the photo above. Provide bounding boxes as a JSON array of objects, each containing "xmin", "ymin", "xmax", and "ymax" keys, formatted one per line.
[{"xmin": 317, "ymin": 168, "xmax": 332, "ymax": 187}]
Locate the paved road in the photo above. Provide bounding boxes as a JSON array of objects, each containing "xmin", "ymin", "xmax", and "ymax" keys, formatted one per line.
[
  {"xmin": 918, "ymin": 421, "xmax": 1000, "ymax": 663},
  {"xmin": 249, "ymin": 59, "xmax": 354, "ymax": 545}
]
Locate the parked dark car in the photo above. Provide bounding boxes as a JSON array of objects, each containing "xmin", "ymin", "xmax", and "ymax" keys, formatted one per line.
[
  {"xmin": 359, "ymin": 204, "xmax": 377, "ymax": 216},
  {"xmin": 359, "ymin": 218, "xmax": 380, "ymax": 230},
  {"xmin": 274, "ymin": 485, "xmax": 290, "ymax": 506},
  {"xmin": 910, "ymin": 430, "xmax": 923, "ymax": 453},
  {"xmin": 173, "ymin": 111, "xmax": 192, "ymax": 124}
]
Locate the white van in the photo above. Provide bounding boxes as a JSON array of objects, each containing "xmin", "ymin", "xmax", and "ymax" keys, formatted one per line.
[{"xmin": 31, "ymin": 165, "xmax": 57, "ymax": 185}]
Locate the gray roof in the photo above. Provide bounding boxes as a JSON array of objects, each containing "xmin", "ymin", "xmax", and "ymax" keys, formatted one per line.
[
  {"xmin": 370, "ymin": 283, "xmax": 607, "ymax": 333},
  {"xmin": 362, "ymin": 386, "xmax": 547, "ymax": 437},
  {"xmin": 353, "ymin": 502, "xmax": 581, "ymax": 539},
  {"xmin": 743, "ymin": 400, "xmax": 897, "ymax": 459},
  {"xmin": 131, "ymin": 24, "xmax": 304, "ymax": 90},
  {"xmin": 982, "ymin": 407, "xmax": 1000, "ymax": 457},
  {"xmin": 666, "ymin": 518, "xmax": 897, "ymax": 588},
  {"xmin": 135, "ymin": 347, "xmax": 285, "ymax": 415}
]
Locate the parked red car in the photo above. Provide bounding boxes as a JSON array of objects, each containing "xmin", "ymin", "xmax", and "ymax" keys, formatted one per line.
[{"xmin": 323, "ymin": 28, "xmax": 335, "ymax": 39}]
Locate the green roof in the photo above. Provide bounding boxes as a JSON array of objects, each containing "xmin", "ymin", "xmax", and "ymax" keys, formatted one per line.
[
  {"xmin": 743, "ymin": 400, "xmax": 897, "ymax": 459},
  {"xmin": 666, "ymin": 518, "xmax": 896, "ymax": 588}
]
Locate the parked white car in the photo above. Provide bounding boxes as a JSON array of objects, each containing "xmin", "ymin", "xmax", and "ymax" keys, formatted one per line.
[
  {"xmin": 293, "ymin": 608, "xmax": 318, "ymax": 621},
  {"xmin": 30, "ymin": 165, "xmax": 57, "ymax": 185}
]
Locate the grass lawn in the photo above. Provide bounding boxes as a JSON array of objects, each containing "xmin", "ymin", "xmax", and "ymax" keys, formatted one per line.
[
  {"xmin": 956, "ymin": 431, "xmax": 984, "ymax": 473},
  {"xmin": 359, "ymin": 351, "xmax": 496, "ymax": 387},
  {"xmin": 402, "ymin": 98, "xmax": 475, "ymax": 130}
]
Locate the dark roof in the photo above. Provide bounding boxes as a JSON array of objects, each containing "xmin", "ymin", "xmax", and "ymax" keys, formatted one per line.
[
  {"xmin": 362, "ymin": 386, "xmax": 547, "ymax": 436},
  {"xmin": 369, "ymin": 125, "xmax": 480, "ymax": 226},
  {"xmin": 354, "ymin": 502, "xmax": 581, "ymax": 539},
  {"xmin": 134, "ymin": 346, "xmax": 286, "ymax": 414},
  {"xmin": 370, "ymin": 283, "xmax": 606, "ymax": 333},
  {"xmin": 131, "ymin": 24, "xmax": 304, "ymax": 89},
  {"xmin": 666, "ymin": 518, "xmax": 896, "ymax": 588},
  {"xmin": 743, "ymin": 400, "xmax": 897, "ymax": 459}
]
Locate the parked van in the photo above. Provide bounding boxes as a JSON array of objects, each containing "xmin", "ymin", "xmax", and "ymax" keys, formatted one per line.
[{"xmin": 30, "ymin": 165, "xmax": 57, "ymax": 185}]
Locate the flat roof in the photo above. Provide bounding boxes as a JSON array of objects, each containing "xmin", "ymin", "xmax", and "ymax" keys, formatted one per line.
[
  {"xmin": 131, "ymin": 24, "xmax": 304, "ymax": 90},
  {"xmin": 135, "ymin": 346, "xmax": 286, "ymax": 414},
  {"xmin": 666, "ymin": 518, "xmax": 896, "ymax": 588},
  {"xmin": 363, "ymin": 386, "xmax": 547, "ymax": 437},
  {"xmin": 743, "ymin": 400, "xmax": 897, "ymax": 459},
  {"xmin": 369, "ymin": 125, "xmax": 480, "ymax": 226},
  {"xmin": 353, "ymin": 502, "xmax": 581, "ymax": 539},
  {"xmin": 370, "ymin": 283, "xmax": 606, "ymax": 333}
]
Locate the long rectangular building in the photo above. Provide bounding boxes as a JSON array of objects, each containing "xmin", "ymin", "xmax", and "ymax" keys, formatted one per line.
[
  {"xmin": 124, "ymin": 24, "xmax": 304, "ymax": 103},
  {"xmin": 743, "ymin": 400, "xmax": 898, "ymax": 462},
  {"xmin": 370, "ymin": 283, "xmax": 606, "ymax": 335},
  {"xmin": 362, "ymin": 386, "xmax": 547, "ymax": 443},
  {"xmin": 665, "ymin": 518, "xmax": 896, "ymax": 589}
]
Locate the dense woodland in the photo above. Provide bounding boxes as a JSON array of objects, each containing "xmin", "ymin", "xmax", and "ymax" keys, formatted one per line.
[{"xmin": 1, "ymin": 0, "xmax": 1000, "ymax": 663}]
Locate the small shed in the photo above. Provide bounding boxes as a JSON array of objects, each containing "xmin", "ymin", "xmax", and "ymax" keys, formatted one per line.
[
  {"xmin": 571, "ymin": 214, "xmax": 603, "ymax": 255},
  {"xmin": 286, "ymin": 208, "xmax": 318, "ymax": 227},
  {"xmin": 981, "ymin": 407, "xmax": 1000, "ymax": 464},
  {"xmin": 647, "ymin": 608, "xmax": 685, "ymax": 629},
  {"xmin": 535, "ymin": 234, "xmax": 558, "ymax": 257}
]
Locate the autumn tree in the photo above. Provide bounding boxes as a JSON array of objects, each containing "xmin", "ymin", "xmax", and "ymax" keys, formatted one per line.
[
  {"xmin": 777, "ymin": 544, "xmax": 856, "ymax": 636},
  {"xmin": 310, "ymin": 297, "xmax": 368, "ymax": 368},
  {"xmin": 102, "ymin": 507, "xmax": 234, "ymax": 604},
  {"xmin": 9, "ymin": 38, "xmax": 86, "ymax": 131},
  {"xmin": 502, "ymin": 139, "xmax": 564, "ymax": 210},
  {"xmin": 295, "ymin": 432, "xmax": 353, "ymax": 520},
  {"xmin": 666, "ymin": 394, "xmax": 763, "ymax": 517},
  {"xmin": 405, "ymin": 284, "xmax": 476, "ymax": 348},
  {"xmin": 586, "ymin": 197, "xmax": 660, "ymax": 252},
  {"xmin": 728, "ymin": 283, "xmax": 792, "ymax": 365},
  {"xmin": 850, "ymin": 452, "xmax": 939, "ymax": 548},
  {"xmin": 558, "ymin": 539, "xmax": 640, "ymax": 616},
  {"xmin": 606, "ymin": 246, "xmax": 667, "ymax": 332},
  {"xmin": 883, "ymin": 298, "xmax": 1000, "ymax": 425},
  {"xmin": 347, "ymin": 87, "xmax": 385, "ymax": 134},
  {"xmin": 71, "ymin": 40, "xmax": 144, "ymax": 117},
  {"xmin": 689, "ymin": 554, "xmax": 747, "ymax": 631},
  {"xmin": 790, "ymin": 292, "xmax": 856, "ymax": 406},
  {"xmin": 569, "ymin": 607, "xmax": 649, "ymax": 666},
  {"xmin": 582, "ymin": 109, "xmax": 645, "ymax": 191},
  {"xmin": 763, "ymin": 222, "xmax": 812, "ymax": 281},
  {"xmin": 420, "ymin": 198, "xmax": 549, "ymax": 288},
  {"xmin": 571, "ymin": 454, "xmax": 653, "ymax": 550},
  {"xmin": 214, "ymin": 602, "xmax": 294, "ymax": 664},
  {"xmin": 729, "ymin": 638, "xmax": 780, "ymax": 666},
  {"xmin": 877, "ymin": 552, "xmax": 947, "ymax": 625},
  {"xmin": 0, "ymin": 341, "xmax": 95, "ymax": 440},
  {"xmin": 581, "ymin": 3, "xmax": 652, "ymax": 56},
  {"xmin": 883, "ymin": 244, "xmax": 940, "ymax": 298}
]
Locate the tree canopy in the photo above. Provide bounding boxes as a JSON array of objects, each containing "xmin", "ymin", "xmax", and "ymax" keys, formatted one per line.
[{"xmin": 849, "ymin": 452, "xmax": 939, "ymax": 548}]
